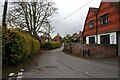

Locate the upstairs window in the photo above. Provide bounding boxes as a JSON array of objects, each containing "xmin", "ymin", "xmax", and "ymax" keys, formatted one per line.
[
  {"xmin": 89, "ymin": 20, "xmax": 94, "ymax": 28},
  {"xmin": 100, "ymin": 14, "xmax": 108, "ymax": 25}
]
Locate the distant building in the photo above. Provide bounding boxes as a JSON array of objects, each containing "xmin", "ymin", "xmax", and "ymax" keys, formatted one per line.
[
  {"xmin": 72, "ymin": 31, "xmax": 83, "ymax": 42},
  {"xmin": 83, "ymin": 1, "xmax": 120, "ymax": 55},
  {"xmin": 52, "ymin": 33, "xmax": 62, "ymax": 43}
]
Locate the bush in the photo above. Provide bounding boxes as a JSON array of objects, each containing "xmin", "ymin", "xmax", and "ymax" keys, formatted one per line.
[
  {"xmin": 50, "ymin": 42, "xmax": 61, "ymax": 49},
  {"xmin": 41, "ymin": 42, "xmax": 61, "ymax": 50},
  {"xmin": 2, "ymin": 28, "xmax": 40, "ymax": 65}
]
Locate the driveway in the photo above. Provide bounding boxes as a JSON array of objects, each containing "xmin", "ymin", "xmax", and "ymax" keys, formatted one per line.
[{"xmin": 23, "ymin": 46, "xmax": 118, "ymax": 78}]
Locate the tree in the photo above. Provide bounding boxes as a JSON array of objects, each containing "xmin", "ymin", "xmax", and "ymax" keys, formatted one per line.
[
  {"xmin": 53, "ymin": 33, "xmax": 62, "ymax": 42},
  {"xmin": 7, "ymin": 0, "xmax": 57, "ymax": 43},
  {"xmin": 43, "ymin": 21, "xmax": 54, "ymax": 42},
  {"xmin": 43, "ymin": 22, "xmax": 55, "ymax": 49},
  {"xmin": 63, "ymin": 34, "xmax": 73, "ymax": 43}
]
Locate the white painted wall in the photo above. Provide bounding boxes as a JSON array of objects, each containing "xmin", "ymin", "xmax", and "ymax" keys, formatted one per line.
[
  {"xmin": 98, "ymin": 35, "xmax": 100, "ymax": 44},
  {"xmin": 86, "ymin": 37, "xmax": 89, "ymax": 44},
  {"xmin": 97, "ymin": 32, "xmax": 117, "ymax": 44},
  {"xmin": 110, "ymin": 32, "xmax": 117, "ymax": 44},
  {"xmin": 86, "ymin": 32, "xmax": 117, "ymax": 44}
]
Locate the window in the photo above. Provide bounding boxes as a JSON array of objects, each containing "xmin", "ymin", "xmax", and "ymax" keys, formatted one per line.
[
  {"xmin": 89, "ymin": 37, "xmax": 95, "ymax": 44},
  {"xmin": 89, "ymin": 20, "xmax": 94, "ymax": 28},
  {"xmin": 100, "ymin": 35, "xmax": 110, "ymax": 44},
  {"xmin": 100, "ymin": 14, "xmax": 108, "ymax": 25}
]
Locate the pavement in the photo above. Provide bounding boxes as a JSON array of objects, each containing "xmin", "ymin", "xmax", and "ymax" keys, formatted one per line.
[{"xmin": 23, "ymin": 46, "xmax": 118, "ymax": 78}]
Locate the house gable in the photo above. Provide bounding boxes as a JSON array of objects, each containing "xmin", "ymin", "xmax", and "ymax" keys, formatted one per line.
[
  {"xmin": 97, "ymin": 2, "xmax": 120, "ymax": 34},
  {"xmin": 83, "ymin": 7, "xmax": 98, "ymax": 37}
]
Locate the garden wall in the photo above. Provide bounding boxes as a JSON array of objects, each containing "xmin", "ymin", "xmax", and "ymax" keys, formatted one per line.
[{"xmin": 64, "ymin": 43, "xmax": 117, "ymax": 58}]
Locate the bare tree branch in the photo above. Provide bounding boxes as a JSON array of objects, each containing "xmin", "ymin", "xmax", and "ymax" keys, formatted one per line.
[{"xmin": 7, "ymin": 0, "xmax": 57, "ymax": 42}]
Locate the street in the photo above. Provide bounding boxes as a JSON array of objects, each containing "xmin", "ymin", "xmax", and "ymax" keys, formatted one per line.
[{"xmin": 23, "ymin": 46, "xmax": 118, "ymax": 78}]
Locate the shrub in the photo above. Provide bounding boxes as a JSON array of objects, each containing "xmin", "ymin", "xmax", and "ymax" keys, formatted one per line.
[
  {"xmin": 2, "ymin": 28, "xmax": 40, "ymax": 65},
  {"xmin": 50, "ymin": 42, "xmax": 61, "ymax": 49},
  {"xmin": 41, "ymin": 42, "xmax": 61, "ymax": 50}
]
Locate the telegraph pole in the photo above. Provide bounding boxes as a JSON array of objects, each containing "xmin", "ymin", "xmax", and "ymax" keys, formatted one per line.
[{"xmin": 2, "ymin": 0, "xmax": 8, "ymax": 28}]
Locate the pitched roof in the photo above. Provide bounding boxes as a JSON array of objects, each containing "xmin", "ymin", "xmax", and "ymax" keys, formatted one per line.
[
  {"xmin": 89, "ymin": 7, "xmax": 98, "ymax": 15},
  {"xmin": 99, "ymin": 1, "xmax": 120, "ymax": 13},
  {"xmin": 111, "ymin": 2, "xmax": 120, "ymax": 12}
]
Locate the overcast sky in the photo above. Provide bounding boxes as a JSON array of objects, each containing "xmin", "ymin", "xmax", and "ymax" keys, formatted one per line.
[
  {"xmin": 0, "ymin": 0, "xmax": 102, "ymax": 38},
  {"xmin": 51, "ymin": 0, "xmax": 102, "ymax": 38}
]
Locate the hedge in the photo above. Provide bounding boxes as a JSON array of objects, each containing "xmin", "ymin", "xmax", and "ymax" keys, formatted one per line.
[
  {"xmin": 2, "ymin": 28, "xmax": 40, "ymax": 65},
  {"xmin": 41, "ymin": 42, "xmax": 61, "ymax": 50}
]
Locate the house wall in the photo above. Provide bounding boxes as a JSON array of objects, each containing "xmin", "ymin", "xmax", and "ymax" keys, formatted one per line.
[
  {"xmin": 86, "ymin": 32, "xmax": 117, "ymax": 44},
  {"xmin": 97, "ymin": 2, "xmax": 119, "ymax": 34},
  {"xmin": 84, "ymin": 2, "xmax": 119, "ymax": 45},
  {"xmin": 83, "ymin": 9, "xmax": 97, "ymax": 36},
  {"xmin": 82, "ymin": 2, "xmax": 120, "ymax": 57},
  {"xmin": 97, "ymin": 32, "xmax": 117, "ymax": 44},
  {"xmin": 64, "ymin": 43, "xmax": 117, "ymax": 58}
]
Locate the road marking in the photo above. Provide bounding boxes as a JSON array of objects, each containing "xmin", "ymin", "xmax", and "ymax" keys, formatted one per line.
[
  {"xmin": 18, "ymin": 72, "xmax": 23, "ymax": 76},
  {"xmin": 8, "ymin": 73, "xmax": 14, "ymax": 77}
]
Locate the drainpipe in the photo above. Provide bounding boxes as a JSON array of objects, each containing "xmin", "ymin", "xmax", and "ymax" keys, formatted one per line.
[
  {"xmin": 116, "ymin": 31, "xmax": 118, "ymax": 56},
  {"xmin": 96, "ymin": 14, "xmax": 98, "ymax": 44}
]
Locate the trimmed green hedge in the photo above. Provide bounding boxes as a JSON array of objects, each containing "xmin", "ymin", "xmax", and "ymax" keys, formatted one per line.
[
  {"xmin": 2, "ymin": 28, "xmax": 40, "ymax": 65},
  {"xmin": 41, "ymin": 42, "xmax": 61, "ymax": 50}
]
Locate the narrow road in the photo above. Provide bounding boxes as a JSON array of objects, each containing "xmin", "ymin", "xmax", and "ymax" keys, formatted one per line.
[{"xmin": 23, "ymin": 46, "xmax": 118, "ymax": 78}]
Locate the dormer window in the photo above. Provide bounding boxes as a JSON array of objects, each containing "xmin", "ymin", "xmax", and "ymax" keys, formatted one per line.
[
  {"xmin": 89, "ymin": 20, "xmax": 94, "ymax": 28},
  {"xmin": 100, "ymin": 14, "xmax": 108, "ymax": 25}
]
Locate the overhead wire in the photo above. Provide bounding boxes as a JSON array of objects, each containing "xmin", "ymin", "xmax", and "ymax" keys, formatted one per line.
[{"xmin": 53, "ymin": 0, "xmax": 93, "ymax": 26}]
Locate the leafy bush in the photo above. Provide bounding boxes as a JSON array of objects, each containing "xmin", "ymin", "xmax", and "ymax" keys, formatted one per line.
[
  {"xmin": 50, "ymin": 42, "xmax": 61, "ymax": 49},
  {"xmin": 41, "ymin": 42, "xmax": 61, "ymax": 50},
  {"xmin": 2, "ymin": 28, "xmax": 40, "ymax": 65}
]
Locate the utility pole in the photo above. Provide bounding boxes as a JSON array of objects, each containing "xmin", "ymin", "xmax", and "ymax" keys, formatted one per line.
[{"xmin": 2, "ymin": 0, "xmax": 8, "ymax": 28}]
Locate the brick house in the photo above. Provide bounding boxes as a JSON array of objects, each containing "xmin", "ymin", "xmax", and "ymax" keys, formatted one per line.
[
  {"xmin": 72, "ymin": 31, "xmax": 83, "ymax": 42},
  {"xmin": 83, "ymin": 1, "xmax": 120, "ymax": 55},
  {"xmin": 52, "ymin": 33, "xmax": 62, "ymax": 43},
  {"xmin": 83, "ymin": 7, "xmax": 98, "ymax": 44}
]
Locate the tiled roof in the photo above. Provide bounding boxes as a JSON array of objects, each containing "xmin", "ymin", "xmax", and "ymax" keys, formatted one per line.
[
  {"xmin": 89, "ymin": 7, "xmax": 98, "ymax": 15},
  {"xmin": 110, "ymin": 2, "xmax": 120, "ymax": 11}
]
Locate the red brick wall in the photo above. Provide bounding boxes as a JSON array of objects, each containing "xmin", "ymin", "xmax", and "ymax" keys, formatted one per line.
[
  {"xmin": 83, "ymin": 2, "xmax": 120, "ymax": 37},
  {"xmin": 97, "ymin": 2, "xmax": 120, "ymax": 34},
  {"xmin": 64, "ymin": 43, "xmax": 117, "ymax": 58},
  {"xmin": 84, "ymin": 44, "xmax": 117, "ymax": 58},
  {"xmin": 83, "ymin": 9, "xmax": 97, "ymax": 36}
]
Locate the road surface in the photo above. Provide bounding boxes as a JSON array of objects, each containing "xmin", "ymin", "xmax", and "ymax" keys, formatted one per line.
[{"xmin": 23, "ymin": 46, "xmax": 118, "ymax": 78}]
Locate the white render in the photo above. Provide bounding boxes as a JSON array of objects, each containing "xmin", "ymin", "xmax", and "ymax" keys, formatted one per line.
[
  {"xmin": 97, "ymin": 32, "xmax": 116, "ymax": 44},
  {"xmin": 86, "ymin": 32, "xmax": 117, "ymax": 44},
  {"xmin": 110, "ymin": 32, "xmax": 117, "ymax": 44},
  {"xmin": 86, "ymin": 37, "xmax": 89, "ymax": 44}
]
